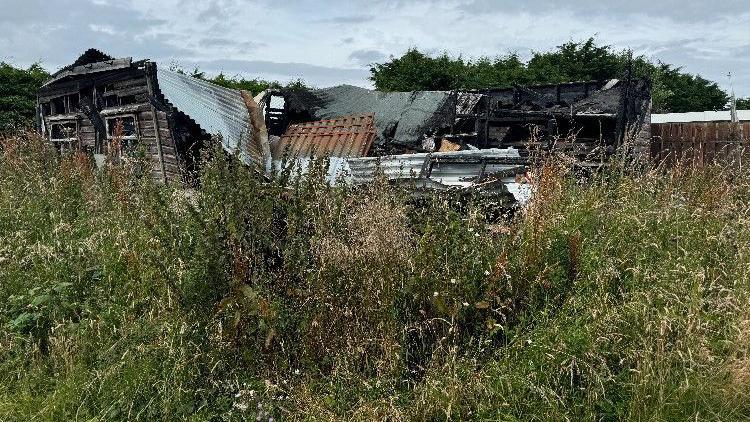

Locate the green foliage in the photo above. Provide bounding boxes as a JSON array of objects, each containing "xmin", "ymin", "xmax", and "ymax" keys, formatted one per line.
[
  {"xmin": 736, "ymin": 97, "xmax": 750, "ymax": 109},
  {"xmin": 169, "ymin": 64, "xmax": 309, "ymax": 95},
  {"xmin": 368, "ymin": 49, "xmax": 466, "ymax": 91},
  {"xmin": 0, "ymin": 63, "xmax": 50, "ymax": 132},
  {"xmin": 1, "ymin": 134, "xmax": 749, "ymax": 420},
  {"xmin": 370, "ymin": 38, "xmax": 729, "ymax": 113}
]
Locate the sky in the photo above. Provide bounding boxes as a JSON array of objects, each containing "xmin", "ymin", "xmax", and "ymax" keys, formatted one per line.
[{"xmin": 1, "ymin": 0, "xmax": 749, "ymax": 96}]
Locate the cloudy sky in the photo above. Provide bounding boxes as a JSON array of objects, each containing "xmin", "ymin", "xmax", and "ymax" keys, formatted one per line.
[{"xmin": 1, "ymin": 0, "xmax": 749, "ymax": 96}]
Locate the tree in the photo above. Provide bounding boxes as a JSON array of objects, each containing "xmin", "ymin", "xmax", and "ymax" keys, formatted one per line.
[
  {"xmin": 736, "ymin": 97, "xmax": 750, "ymax": 110},
  {"xmin": 369, "ymin": 38, "xmax": 729, "ymax": 113},
  {"xmin": 0, "ymin": 63, "xmax": 50, "ymax": 132},
  {"xmin": 369, "ymin": 49, "xmax": 465, "ymax": 92},
  {"xmin": 526, "ymin": 39, "xmax": 627, "ymax": 83}
]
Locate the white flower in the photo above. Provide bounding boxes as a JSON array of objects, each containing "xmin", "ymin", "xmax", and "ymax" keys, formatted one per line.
[
  {"xmin": 484, "ymin": 270, "xmax": 491, "ymax": 276},
  {"xmin": 450, "ymin": 278, "xmax": 457, "ymax": 284},
  {"xmin": 433, "ymin": 291, "xmax": 439, "ymax": 297},
  {"xmin": 462, "ymin": 302, "xmax": 470, "ymax": 307}
]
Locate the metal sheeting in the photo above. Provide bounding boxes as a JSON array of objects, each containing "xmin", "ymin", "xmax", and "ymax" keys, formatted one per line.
[
  {"xmin": 652, "ymin": 111, "xmax": 750, "ymax": 123},
  {"xmin": 345, "ymin": 148, "xmax": 530, "ymax": 202},
  {"xmin": 272, "ymin": 114, "xmax": 375, "ymax": 158},
  {"xmin": 347, "ymin": 148, "xmax": 523, "ymax": 184},
  {"xmin": 272, "ymin": 114, "xmax": 376, "ymax": 182},
  {"xmin": 310, "ymin": 85, "xmax": 453, "ymax": 147},
  {"xmin": 156, "ymin": 68, "xmax": 260, "ymax": 166}
]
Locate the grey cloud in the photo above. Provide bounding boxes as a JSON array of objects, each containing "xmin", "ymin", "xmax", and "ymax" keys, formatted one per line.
[
  {"xmin": 177, "ymin": 58, "xmax": 371, "ymax": 88},
  {"xmin": 315, "ymin": 14, "xmax": 375, "ymax": 24},
  {"xmin": 348, "ymin": 49, "xmax": 387, "ymax": 67},
  {"xmin": 0, "ymin": 0, "xmax": 188, "ymax": 69},
  {"xmin": 455, "ymin": 0, "xmax": 748, "ymax": 23},
  {"xmin": 198, "ymin": 37, "xmax": 264, "ymax": 51}
]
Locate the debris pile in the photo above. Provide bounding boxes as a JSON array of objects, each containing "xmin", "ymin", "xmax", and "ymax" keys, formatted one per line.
[{"xmin": 38, "ymin": 49, "xmax": 652, "ymax": 205}]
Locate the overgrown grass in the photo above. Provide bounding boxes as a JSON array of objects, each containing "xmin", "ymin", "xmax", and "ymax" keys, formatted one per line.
[{"xmin": 1, "ymin": 133, "xmax": 749, "ymax": 421}]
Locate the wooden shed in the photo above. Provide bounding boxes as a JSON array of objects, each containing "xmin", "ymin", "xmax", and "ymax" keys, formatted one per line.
[{"xmin": 37, "ymin": 49, "xmax": 269, "ymax": 183}]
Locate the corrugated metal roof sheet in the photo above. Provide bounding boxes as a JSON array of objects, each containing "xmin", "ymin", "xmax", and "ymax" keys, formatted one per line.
[
  {"xmin": 652, "ymin": 111, "xmax": 750, "ymax": 123},
  {"xmin": 309, "ymin": 85, "xmax": 453, "ymax": 147},
  {"xmin": 345, "ymin": 148, "xmax": 530, "ymax": 202},
  {"xmin": 273, "ymin": 114, "xmax": 375, "ymax": 158},
  {"xmin": 156, "ymin": 68, "xmax": 261, "ymax": 166},
  {"xmin": 347, "ymin": 148, "xmax": 523, "ymax": 183},
  {"xmin": 272, "ymin": 114, "xmax": 376, "ymax": 182}
]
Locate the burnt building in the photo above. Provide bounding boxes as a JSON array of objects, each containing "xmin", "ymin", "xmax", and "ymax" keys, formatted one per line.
[
  {"xmin": 265, "ymin": 76, "xmax": 651, "ymax": 165},
  {"xmin": 37, "ymin": 49, "xmax": 269, "ymax": 183}
]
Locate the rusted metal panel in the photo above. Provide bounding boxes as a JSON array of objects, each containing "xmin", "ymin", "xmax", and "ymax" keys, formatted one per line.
[
  {"xmin": 273, "ymin": 114, "xmax": 375, "ymax": 158},
  {"xmin": 272, "ymin": 114, "xmax": 376, "ymax": 182}
]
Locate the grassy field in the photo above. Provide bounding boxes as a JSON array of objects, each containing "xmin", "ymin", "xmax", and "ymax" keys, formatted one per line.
[{"xmin": 0, "ymin": 133, "xmax": 749, "ymax": 421}]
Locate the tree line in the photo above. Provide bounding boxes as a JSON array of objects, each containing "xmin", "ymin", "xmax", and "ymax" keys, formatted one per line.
[
  {"xmin": 0, "ymin": 39, "xmax": 741, "ymax": 132},
  {"xmin": 369, "ymin": 39, "xmax": 730, "ymax": 113}
]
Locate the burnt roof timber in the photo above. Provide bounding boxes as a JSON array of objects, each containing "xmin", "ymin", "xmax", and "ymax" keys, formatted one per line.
[{"xmin": 38, "ymin": 67, "xmax": 147, "ymax": 97}]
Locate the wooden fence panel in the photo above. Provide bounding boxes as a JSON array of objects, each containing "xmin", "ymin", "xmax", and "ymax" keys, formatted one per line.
[{"xmin": 652, "ymin": 121, "xmax": 749, "ymax": 167}]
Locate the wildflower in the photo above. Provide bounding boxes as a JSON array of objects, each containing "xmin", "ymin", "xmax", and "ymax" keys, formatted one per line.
[
  {"xmin": 433, "ymin": 291, "xmax": 439, "ymax": 297},
  {"xmin": 484, "ymin": 270, "xmax": 490, "ymax": 276},
  {"xmin": 462, "ymin": 302, "xmax": 469, "ymax": 307},
  {"xmin": 450, "ymin": 278, "xmax": 457, "ymax": 284}
]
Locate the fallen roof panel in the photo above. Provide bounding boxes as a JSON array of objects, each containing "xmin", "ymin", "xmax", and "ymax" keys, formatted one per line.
[
  {"xmin": 307, "ymin": 85, "xmax": 454, "ymax": 147},
  {"xmin": 156, "ymin": 68, "xmax": 261, "ymax": 167},
  {"xmin": 272, "ymin": 114, "xmax": 376, "ymax": 182},
  {"xmin": 346, "ymin": 148, "xmax": 525, "ymax": 186},
  {"xmin": 273, "ymin": 114, "xmax": 375, "ymax": 159}
]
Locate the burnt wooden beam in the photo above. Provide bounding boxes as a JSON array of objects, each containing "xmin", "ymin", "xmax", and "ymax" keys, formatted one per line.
[
  {"xmin": 79, "ymin": 96, "xmax": 107, "ymax": 143},
  {"xmin": 145, "ymin": 63, "xmax": 168, "ymax": 184}
]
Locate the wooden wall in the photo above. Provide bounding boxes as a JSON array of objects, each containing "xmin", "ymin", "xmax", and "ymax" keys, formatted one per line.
[
  {"xmin": 651, "ymin": 121, "xmax": 750, "ymax": 166},
  {"xmin": 39, "ymin": 70, "xmax": 184, "ymax": 183}
]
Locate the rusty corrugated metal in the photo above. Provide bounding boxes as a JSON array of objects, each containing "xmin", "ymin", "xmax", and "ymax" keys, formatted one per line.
[
  {"xmin": 273, "ymin": 114, "xmax": 375, "ymax": 158},
  {"xmin": 272, "ymin": 114, "xmax": 375, "ymax": 181}
]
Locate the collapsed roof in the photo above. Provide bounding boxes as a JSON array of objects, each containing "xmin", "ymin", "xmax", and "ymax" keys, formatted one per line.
[
  {"xmin": 283, "ymin": 85, "xmax": 455, "ymax": 148},
  {"xmin": 275, "ymin": 78, "xmax": 650, "ymax": 155},
  {"xmin": 155, "ymin": 68, "xmax": 262, "ymax": 167}
]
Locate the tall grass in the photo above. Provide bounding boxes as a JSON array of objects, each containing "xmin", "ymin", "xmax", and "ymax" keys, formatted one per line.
[{"xmin": 0, "ymin": 132, "xmax": 749, "ymax": 421}]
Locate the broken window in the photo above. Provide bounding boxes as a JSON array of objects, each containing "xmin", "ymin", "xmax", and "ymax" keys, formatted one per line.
[
  {"xmin": 50, "ymin": 97, "xmax": 65, "ymax": 115},
  {"xmin": 41, "ymin": 103, "xmax": 51, "ymax": 116},
  {"xmin": 66, "ymin": 94, "xmax": 80, "ymax": 112},
  {"xmin": 119, "ymin": 95, "xmax": 137, "ymax": 105},
  {"xmin": 106, "ymin": 116, "xmax": 138, "ymax": 140},
  {"xmin": 48, "ymin": 94, "xmax": 81, "ymax": 115},
  {"xmin": 103, "ymin": 94, "xmax": 120, "ymax": 108},
  {"xmin": 49, "ymin": 121, "xmax": 78, "ymax": 142}
]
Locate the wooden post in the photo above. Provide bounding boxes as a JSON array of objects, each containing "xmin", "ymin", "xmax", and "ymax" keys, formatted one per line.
[{"xmin": 145, "ymin": 65, "xmax": 168, "ymax": 184}]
